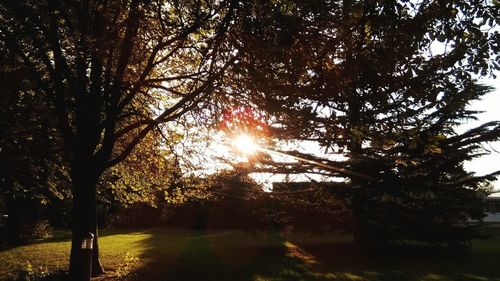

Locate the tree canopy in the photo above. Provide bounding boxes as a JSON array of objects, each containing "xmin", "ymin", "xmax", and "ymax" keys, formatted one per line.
[
  {"xmin": 221, "ymin": 0, "xmax": 500, "ymax": 246},
  {"xmin": 1, "ymin": 0, "xmax": 238, "ymax": 276}
]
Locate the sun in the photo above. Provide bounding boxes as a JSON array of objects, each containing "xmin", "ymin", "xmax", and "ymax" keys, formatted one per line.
[{"xmin": 231, "ymin": 134, "xmax": 259, "ymax": 155}]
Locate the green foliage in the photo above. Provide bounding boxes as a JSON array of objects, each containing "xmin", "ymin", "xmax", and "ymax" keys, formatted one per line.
[{"xmin": 99, "ymin": 133, "xmax": 178, "ymax": 207}]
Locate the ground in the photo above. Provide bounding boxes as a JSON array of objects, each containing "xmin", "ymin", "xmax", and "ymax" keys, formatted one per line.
[{"xmin": 1, "ymin": 227, "xmax": 499, "ymax": 281}]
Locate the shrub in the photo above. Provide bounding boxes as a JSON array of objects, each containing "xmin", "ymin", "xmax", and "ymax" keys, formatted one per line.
[
  {"xmin": 15, "ymin": 261, "xmax": 49, "ymax": 281},
  {"xmin": 23, "ymin": 220, "xmax": 52, "ymax": 240}
]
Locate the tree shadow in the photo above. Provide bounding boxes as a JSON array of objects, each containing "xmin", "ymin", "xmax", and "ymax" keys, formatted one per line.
[
  {"xmin": 0, "ymin": 229, "xmax": 72, "ymax": 251},
  {"xmin": 286, "ymin": 236, "xmax": 500, "ymax": 281},
  {"xmin": 121, "ymin": 229, "xmax": 329, "ymax": 281},
  {"xmin": 122, "ymin": 228, "xmax": 500, "ymax": 281}
]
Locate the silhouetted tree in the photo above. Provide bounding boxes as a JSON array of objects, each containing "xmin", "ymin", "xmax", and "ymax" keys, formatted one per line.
[
  {"xmin": 225, "ymin": 0, "xmax": 500, "ymax": 246},
  {"xmin": 1, "ymin": 0, "xmax": 238, "ymax": 276}
]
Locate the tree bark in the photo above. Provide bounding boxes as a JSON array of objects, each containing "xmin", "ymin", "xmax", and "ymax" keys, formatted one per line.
[
  {"xmin": 69, "ymin": 161, "xmax": 104, "ymax": 278},
  {"xmin": 5, "ymin": 196, "xmax": 23, "ymax": 245}
]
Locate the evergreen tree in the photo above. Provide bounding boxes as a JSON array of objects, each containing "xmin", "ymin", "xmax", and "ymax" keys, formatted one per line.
[{"xmin": 225, "ymin": 0, "xmax": 500, "ymax": 246}]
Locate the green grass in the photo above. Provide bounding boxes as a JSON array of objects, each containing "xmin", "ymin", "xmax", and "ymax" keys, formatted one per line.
[{"xmin": 1, "ymin": 227, "xmax": 500, "ymax": 281}]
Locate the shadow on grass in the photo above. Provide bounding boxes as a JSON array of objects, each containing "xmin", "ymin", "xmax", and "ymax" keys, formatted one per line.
[
  {"xmin": 0, "ymin": 230, "xmax": 73, "ymax": 252},
  {"xmin": 121, "ymin": 228, "xmax": 500, "ymax": 281},
  {"xmin": 285, "ymin": 233, "xmax": 500, "ymax": 281},
  {"xmin": 122, "ymin": 229, "xmax": 318, "ymax": 281}
]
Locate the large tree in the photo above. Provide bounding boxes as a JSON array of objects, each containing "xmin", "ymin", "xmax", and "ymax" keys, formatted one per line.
[
  {"xmin": 224, "ymin": 0, "xmax": 500, "ymax": 246},
  {"xmin": 1, "ymin": 0, "xmax": 238, "ymax": 276}
]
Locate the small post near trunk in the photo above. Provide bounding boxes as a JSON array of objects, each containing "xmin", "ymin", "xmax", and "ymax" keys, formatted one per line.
[{"xmin": 80, "ymin": 232, "xmax": 94, "ymax": 281}]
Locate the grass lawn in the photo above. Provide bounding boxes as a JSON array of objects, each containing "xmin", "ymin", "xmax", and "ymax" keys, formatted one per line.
[{"xmin": 1, "ymin": 227, "xmax": 500, "ymax": 281}]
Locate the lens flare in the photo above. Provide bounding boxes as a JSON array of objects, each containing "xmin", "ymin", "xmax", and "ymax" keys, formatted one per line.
[{"xmin": 231, "ymin": 134, "xmax": 259, "ymax": 154}]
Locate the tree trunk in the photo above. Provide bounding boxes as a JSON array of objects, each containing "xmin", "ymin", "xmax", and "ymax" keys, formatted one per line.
[
  {"xmin": 353, "ymin": 218, "xmax": 374, "ymax": 250},
  {"xmin": 5, "ymin": 196, "xmax": 23, "ymax": 245},
  {"xmin": 69, "ymin": 161, "xmax": 104, "ymax": 278}
]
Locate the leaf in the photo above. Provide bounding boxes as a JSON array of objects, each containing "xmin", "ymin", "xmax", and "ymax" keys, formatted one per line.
[
  {"xmin": 425, "ymin": 145, "xmax": 442, "ymax": 155},
  {"xmin": 395, "ymin": 159, "xmax": 407, "ymax": 166}
]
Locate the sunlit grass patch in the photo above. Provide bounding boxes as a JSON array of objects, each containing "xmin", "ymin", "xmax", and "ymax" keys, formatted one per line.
[
  {"xmin": 0, "ymin": 238, "xmax": 70, "ymax": 280},
  {"xmin": 283, "ymin": 241, "xmax": 318, "ymax": 265}
]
